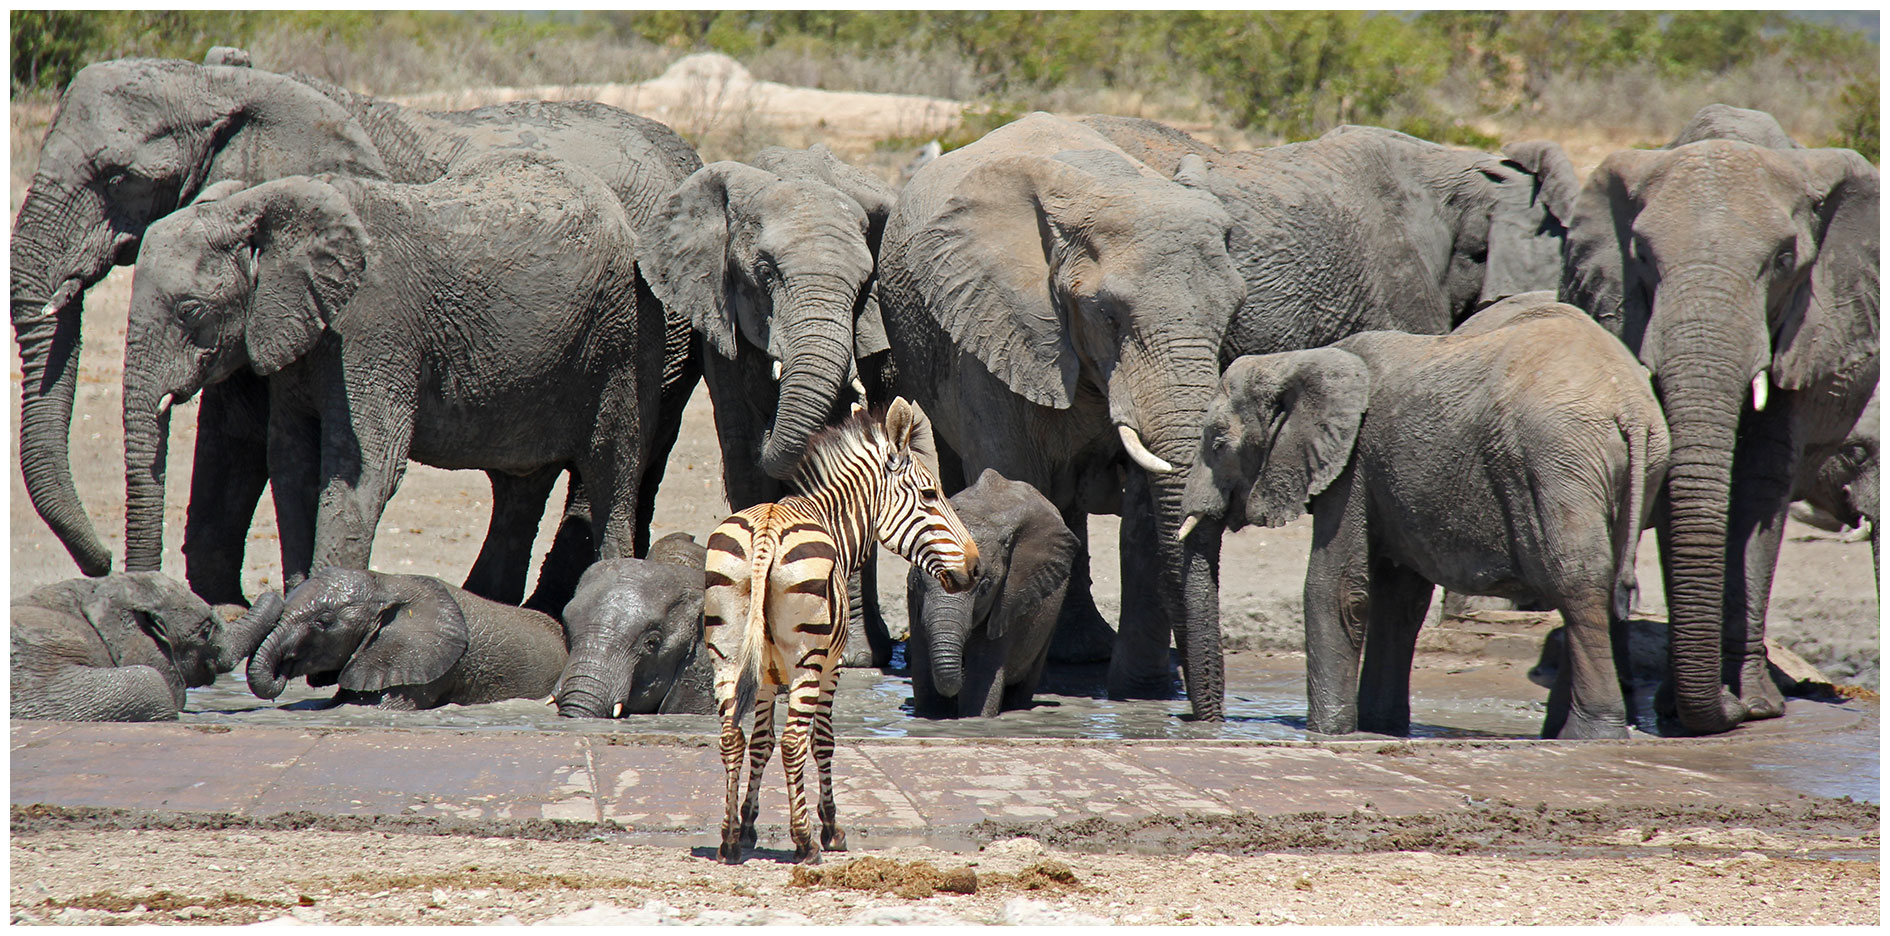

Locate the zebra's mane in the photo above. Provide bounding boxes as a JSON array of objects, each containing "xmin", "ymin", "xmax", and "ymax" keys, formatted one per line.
[{"xmin": 791, "ymin": 405, "xmax": 934, "ymax": 492}]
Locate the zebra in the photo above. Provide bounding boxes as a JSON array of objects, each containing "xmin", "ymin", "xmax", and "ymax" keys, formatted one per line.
[{"xmin": 703, "ymin": 397, "xmax": 979, "ymax": 864}]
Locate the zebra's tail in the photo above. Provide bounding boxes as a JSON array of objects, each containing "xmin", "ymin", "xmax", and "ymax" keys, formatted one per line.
[{"xmin": 732, "ymin": 530, "xmax": 774, "ymax": 720}]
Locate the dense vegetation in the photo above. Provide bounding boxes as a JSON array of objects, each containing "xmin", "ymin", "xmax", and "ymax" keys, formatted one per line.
[{"xmin": 9, "ymin": 9, "xmax": 1879, "ymax": 155}]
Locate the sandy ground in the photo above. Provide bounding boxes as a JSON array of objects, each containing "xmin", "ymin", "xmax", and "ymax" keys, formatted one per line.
[{"xmin": 9, "ymin": 76, "xmax": 1881, "ymax": 926}]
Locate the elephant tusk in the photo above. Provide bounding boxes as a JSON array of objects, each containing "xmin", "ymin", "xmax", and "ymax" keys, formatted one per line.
[
  {"xmin": 611, "ymin": 701, "xmax": 623, "ymax": 718},
  {"xmin": 772, "ymin": 359, "xmax": 783, "ymax": 382},
  {"xmin": 1176, "ymin": 514, "xmax": 1200, "ymax": 543},
  {"xmin": 851, "ymin": 376, "xmax": 868, "ymax": 401},
  {"xmin": 155, "ymin": 393, "xmax": 175, "ymax": 419},
  {"xmin": 1118, "ymin": 425, "xmax": 1177, "ymax": 475},
  {"xmin": 1752, "ymin": 372, "xmax": 1769, "ymax": 412}
]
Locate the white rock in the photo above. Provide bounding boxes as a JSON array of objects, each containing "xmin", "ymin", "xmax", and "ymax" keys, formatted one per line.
[
  {"xmin": 984, "ymin": 837, "xmax": 1046, "ymax": 859},
  {"xmin": 1618, "ymin": 912, "xmax": 1697, "ymax": 926},
  {"xmin": 693, "ymin": 907, "xmax": 813, "ymax": 926},
  {"xmin": 533, "ymin": 902, "xmax": 672, "ymax": 925},
  {"xmin": 847, "ymin": 904, "xmax": 971, "ymax": 925},
  {"xmin": 1001, "ymin": 898, "xmax": 1112, "ymax": 926}
]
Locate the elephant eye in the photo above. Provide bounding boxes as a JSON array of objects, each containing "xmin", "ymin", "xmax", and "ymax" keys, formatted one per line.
[
  {"xmin": 176, "ymin": 299, "xmax": 208, "ymax": 322},
  {"xmin": 1771, "ymin": 244, "xmax": 1797, "ymax": 272}
]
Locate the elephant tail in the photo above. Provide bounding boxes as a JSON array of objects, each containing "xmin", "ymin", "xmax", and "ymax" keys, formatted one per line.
[
  {"xmin": 731, "ymin": 530, "xmax": 776, "ymax": 721},
  {"xmin": 1612, "ymin": 414, "xmax": 1661, "ymax": 622}
]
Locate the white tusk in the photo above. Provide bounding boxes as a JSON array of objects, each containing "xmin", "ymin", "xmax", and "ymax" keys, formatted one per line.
[
  {"xmin": 1176, "ymin": 514, "xmax": 1200, "ymax": 543},
  {"xmin": 1118, "ymin": 424, "xmax": 1177, "ymax": 474},
  {"xmin": 155, "ymin": 393, "xmax": 175, "ymax": 418},
  {"xmin": 772, "ymin": 359, "xmax": 783, "ymax": 382},
  {"xmin": 611, "ymin": 701, "xmax": 623, "ymax": 718},
  {"xmin": 851, "ymin": 376, "xmax": 868, "ymax": 400},
  {"xmin": 1751, "ymin": 372, "xmax": 1769, "ymax": 412}
]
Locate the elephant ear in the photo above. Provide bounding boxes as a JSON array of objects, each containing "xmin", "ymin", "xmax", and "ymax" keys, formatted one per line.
[
  {"xmin": 233, "ymin": 177, "xmax": 368, "ymax": 375},
  {"xmin": 1561, "ymin": 149, "xmax": 1661, "ymax": 354},
  {"xmin": 1480, "ymin": 143, "xmax": 1577, "ymax": 304},
  {"xmin": 1239, "ymin": 348, "xmax": 1371, "ymax": 527},
  {"xmin": 1501, "ymin": 140, "xmax": 1579, "ymax": 225},
  {"xmin": 855, "ymin": 276, "xmax": 890, "ymax": 359},
  {"xmin": 906, "ymin": 155, "xmax": 1108, "ymax": 410},
  {"xmin": 187, "ymin": 178, "xmax": 251, "ymax": 208},
  {"xmin": 1774, "ymin": 149, "xmax": 1880, "ymax": 391},
  {"xmin": 339, "ymin": 578, "xmax": 470, "ymax": 693},
  {"xmin": 647, "ymin": 162, "xmax": 776, "ymax": 360},
  {"xmin": 985, "ymin": 503, "xmax": 1078, "ymax": 643}
]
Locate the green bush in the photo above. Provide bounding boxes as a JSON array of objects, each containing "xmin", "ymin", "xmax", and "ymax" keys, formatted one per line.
[{"xmin": 1833, "ymin": 75, "xmax": 1880, "ymax": 164}]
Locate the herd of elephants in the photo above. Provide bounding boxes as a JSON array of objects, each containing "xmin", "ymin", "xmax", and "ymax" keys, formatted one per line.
[{"xmin": 9, "ymin": 53, "xmax": 1880, "ymax": 750}]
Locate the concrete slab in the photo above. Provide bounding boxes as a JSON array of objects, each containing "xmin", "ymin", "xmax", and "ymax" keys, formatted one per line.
[
  {"xmin": 10, "ymin": 722, "xmax": 319, "ymax": 813},
  {"xmin": 247, "ymin": 729, "xmax": 592, "ymax": 823}
]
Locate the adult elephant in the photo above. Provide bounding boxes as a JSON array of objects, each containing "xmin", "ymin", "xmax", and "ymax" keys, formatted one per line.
[
  {"xmin": 122, "ymin": 153, "xmax": 668, "ymax": 591},
  {"xmin": 11, "ymin": 55, "xmax": 702, "ymax": 611},
  {"xmin": 644, "ymin": 146, "xmax": 900, "ymax": 665},
  {"xmin": 879, "ymin": 112, "xmax": 1247, "ymax": 718},
  {"xmin": 1562, "ymin": 106, "xmax": 1879, "ymax": 734}
]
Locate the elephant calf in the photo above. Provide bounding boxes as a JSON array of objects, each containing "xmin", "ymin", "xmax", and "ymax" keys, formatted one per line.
[
  {"xmin": 1793, "ymin": 388, "xmax": 1879, "ymax": 587},
  {"xmin": 1181, "ymin": 294, "xmax": 1670, "ymax": 739},
  {"xmin": 246, "ymin": 569, "xmax": 566, "ymax": 710},
  {"xmin": 557, "ymin": 532, "xmax": 714, "ymax": 718},
  {"xmin": 908, "ymin": 469, "xmax": 1078, "ymax": 717},
  {"xmin": 12, "ymin": 574, "xmax": 283, "ymax": 721}
]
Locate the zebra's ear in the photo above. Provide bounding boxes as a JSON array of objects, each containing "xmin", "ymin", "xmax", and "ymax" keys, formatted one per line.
[{"xmin": 885, "ymin": 397, "xmax": 916, "ymax": 451}]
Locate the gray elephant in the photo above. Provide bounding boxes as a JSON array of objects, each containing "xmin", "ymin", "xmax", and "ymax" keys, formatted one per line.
[
  {"xmin": 908, "ymin": 469, "xmax": 1078, "ymax": 718},
  {"xmin": 12, "ymin": 573, "xmax": 284, "ymax": 721},
  {"xmin": 122, "ymin": 153, "xmax": 666, "ymax": 590},
  {"xmin": 1792, "ymin": 388, "xmax": 1879, "ymax": 586},
  {"xmin": 247, "ymin": 568, "xmax": 567, "ymax": 708},
  {"xmin": 1180, "ymin": 297, "xmax": 1670, "ymax": 739},
  {"xmin": 644, "ymin": 146, "xmax": 898, "ymax": 665},
  {"xmin": 1561, "ymin": 105, "xmax": 1879, "ymax": 734},
  {"xmin": 557, "ymin": 532, "xmax": 714, "ymax": 718},
  {"xmin": 11, "ymin": 55, "xmax": 701, "ymax": 612},
  {"xmin": 879, "ymin": 111, "xmax": 1248, "ymax": 719}
]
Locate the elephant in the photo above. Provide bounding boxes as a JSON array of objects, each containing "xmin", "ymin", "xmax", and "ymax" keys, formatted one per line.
[
  {"xmin": 556, "ymin": 532, "xmax": 715, "ymax": 718},
  {"xmin": 1792, "ymin": 387, "xmax": 1878, "ymax": 586},
  {"xmin": 1561, "ymin": 105, "xmax": 1879, "ymax": 734},
  {"xmin": 1179, "ymin": 296, "xmax": 1670, "ymax": 739},
  {"xmin": 121, "ymin": 153, "xmax": 668, "ymax": 593},
  {"xmin": 908, "ymin": 469, "xmax": 1078, "ymax": 718},
  {"xmin": 246, "ymin": 568, "xmax": 567, "ymax": 708},
  {"xmin": 11, "ymin": 573, "xmax": 284, "ymax": 721},
  {"xmin": 11, "ymin": 54, "xmax": 702, "ymax": 612},
  {"xmin": 644, "ymin": 145, "xmax": 900, "ymax": 667},
  {"xmin": 879, "ymin": 111, "xmax": 1249, "ymax": 719}
]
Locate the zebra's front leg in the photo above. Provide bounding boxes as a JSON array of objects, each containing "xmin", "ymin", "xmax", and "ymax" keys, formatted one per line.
[
  {"xmin": 781, "ymin": 677, "xmax": 822, "ymax": 864},
  {"xmin": 716, "ymin": 712, "xmax": 749, "ymax": 864},
  {"xmin": 739, "ymin": 691, "xmax": 776, "ymax": 849},
  {"xmin": 815, "ymin": 678, "xmax": 847, "ymax": 852}
]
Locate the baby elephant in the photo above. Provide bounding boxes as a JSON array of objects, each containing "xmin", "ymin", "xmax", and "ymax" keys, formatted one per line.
[
  {"xmin": 908, "ymin": 469, "xmax": 1078, "ymax": 717},
  {"xmin": 557, "ymin": 532, "xmax": 713, "ymax": 718},
  {"xmin": 12, "ymin": 574, "xmax": 283, "ymax": 721},
  {"xmin": 1181, "ymin": 295, "xmax": 1669, "ymax": 739},
  {"xmin": 246, "ymin": 569, "xmax": 566, "ymax": 709}
]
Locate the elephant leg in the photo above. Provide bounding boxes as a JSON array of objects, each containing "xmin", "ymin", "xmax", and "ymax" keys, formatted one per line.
[
  {"xmin": 1724, "ymin": 400, "xmax": 1800, "ymax": 720},
  {"xmin": 1108, "ymin": 469, "xmax": 1179, "ymax": 699},
  {"xmin": 267, "ymin": 407, "xmax": 323, "ymax": 589},
  {"xmin": 461, "ymin": 465, "xmax": 563, "ymax": 606},
  {"xmin": 842, "ymin": 560, "xmax": 891, "ymax": 669},
  {"xmin": 23, "ymin": 664, "xmax": 179, "ymax": 722},
  {"xmin": 182, "ymin": 375, "xmax": 271, "ymax": 606},
  {"xmin": 1303, "ymin": 471, "xmax": 1371, "ymax": 735},
  {"xmin": 814, "ymin": 682, "xmax": 846, "ymax": 852},
  {"xmin": 1541, "ymin": 588, "xmax": 1631, "ymax": 739},
  {"xmin": 1049, "ymin": 502, "xmax": 1117, "ymax": 664},
  {"xmin": 524, "ymin": 470, "xmax": 595, "ymax": 616},
  {"xmin": 312, "ymin": 400, "xmax": 412, "ymax": 573},
  {"xmin": 641, "ymin": 321, "xmax": 701, "ymax": 559},
  {"xmin": 960, "ymin": 637, "xmax": 1009, "ymax": 718},
  {"xmin": 1355, "ymin": 560, "xmax": 1434, "ymax": 737},
  {"xmin": 739, "ymin": 691, "xmax": 775, "ymax": 849}
]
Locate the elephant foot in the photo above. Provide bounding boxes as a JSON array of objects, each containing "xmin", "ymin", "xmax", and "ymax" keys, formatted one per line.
[
  {"xmin": 1048, "ymin": 600, "xmax": 1117, "ymax": 664},
  {"xmin": 1741, "ymin": 689, "xmax": 1786, "ymax": 721},
  {"xmin": 822, "ymin": 826, "xmax": 848, "ymax": 852},
  {"xmin": 1104, "ymin": 656, "xmax": 1179, "ymax": 701},
  {"xmin": 1742, "ymin": 658, "xmax": 1787, "ymax": 719},
  {"xmin": 1547, "ymin": 712, "xmax": 1630, "ymax": 740}
]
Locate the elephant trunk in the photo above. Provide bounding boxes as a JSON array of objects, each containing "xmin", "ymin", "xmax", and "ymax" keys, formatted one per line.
[
  {"xmin": 216, "ymin": 591, "xmax": 287, "ymax": 672},
  {"xmin": 758, "ymin": 277, "xmax": 858, "ymax": 480},
  {"xmin": 121, "ymin": 363, "xmax": 182, "ymax": 574},
  {"xmin": 246, "ymin": 616, "xmax": 300, "ymax": 700},
  {"xmin": 1646, "ymin": 286, "xmax": 1765, "ymax": 735},
  {"xmin": 555, "ymin": 660, "xmax": 629, "ymax": 718},
  {"xmin": 922, "ymin": 589, "xmax": 975, "ymax": 699},
  {"xmin": 11, "ymin": 172, "xmax": 125, "ymax": 576}
]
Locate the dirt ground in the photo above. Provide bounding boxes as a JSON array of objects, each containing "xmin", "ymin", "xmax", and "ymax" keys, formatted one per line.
[{"xmin": 8, "ymin": 86, "xmax": 1881, "ymax": 926}]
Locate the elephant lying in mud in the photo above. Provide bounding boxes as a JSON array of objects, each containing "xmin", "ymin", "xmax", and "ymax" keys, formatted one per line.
[
  {"xmin": 645, "ymin": 144, "xmax": 901, "ymax": 667},
  {"xmin": 1562, "ymin": 104, "xmax": 1879, "ymax": 735},
  {"xmin": 247, "ymin": 569, "xmax": 567, "ymax": 709},
  {"xmin": 12, "ymin": 573, "xmax": 283, "ymax": 721},
  {"xmin": 1181, "ymin": 296, "xmax": 1670, "ymax": 739},
  {"xmin": 12, "ymin": 54, "xmax": 702, "ymax": 612},
  {"xmin": 908, "ymin": 469, "xmax": 1078, "ymax": 718},
  {"xmin": 122, "ymin": 153, "xmax": 668, "ymax": 591},
  {"xmin": 557, "ymin": 533, "xmax": 714, "ymax": 718}
]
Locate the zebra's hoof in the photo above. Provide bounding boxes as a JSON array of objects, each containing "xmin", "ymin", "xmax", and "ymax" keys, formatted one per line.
[
  {"xmin": 793, "ymin": 843, "xmax": 822, "ymax": 865},
  {"xmin": 739, "ymin": 826, "xmax": 758, "ymax": 849},
  {"xmin": 717, "ymin": 841, "xmax": 743, "ymax": 865},
  {"xmin": 823, "ymin": 828, "xmax": 848, "ymax": 851}
]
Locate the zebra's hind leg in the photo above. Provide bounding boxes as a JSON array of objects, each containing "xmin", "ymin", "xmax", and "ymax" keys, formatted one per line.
[
  {"xmin": 781, "ymin": 678, "xmax": 822, "ymax": 864},
  {"xmin": 739, "ymin": 691, "xmax": 776, "ymax": 849},
  {"xmin": 717, "ymin": 712, "xmax": 749, "ymax": 864},
  {"xmin": 814, "ymin": 680, "xmax": 847, "ymax": 851}
]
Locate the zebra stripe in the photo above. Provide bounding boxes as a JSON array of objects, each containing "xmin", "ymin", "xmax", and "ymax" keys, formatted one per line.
[{"xmin": 704, "ymin": 399, "xmax": 978, "ymax": 865}]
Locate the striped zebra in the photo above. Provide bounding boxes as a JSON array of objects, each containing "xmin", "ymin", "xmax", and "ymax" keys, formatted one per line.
[{"xmin": 704, "ymin": 397, "xmax": 979, "ymax": 864}]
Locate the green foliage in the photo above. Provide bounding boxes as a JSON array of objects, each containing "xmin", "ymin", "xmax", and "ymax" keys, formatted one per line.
[
  {"xmin": 1833, "ymin": 75, "xmax": 1880, "ymax": 164},
  {"xmin": 11, "ymin": 10, "xmax": 103, "ymax": 92}
]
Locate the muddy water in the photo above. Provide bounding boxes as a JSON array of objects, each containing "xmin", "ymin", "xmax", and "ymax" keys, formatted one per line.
[{"xmin": 180, "ymin": 647, "xmax": 1547, "ymax": 740}]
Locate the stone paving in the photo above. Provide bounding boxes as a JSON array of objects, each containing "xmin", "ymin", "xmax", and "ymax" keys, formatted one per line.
[{"xmin": 10, "ymin": 694, "xmax": 1876, "ymax": 849}]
